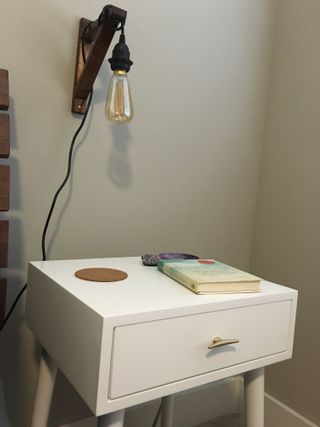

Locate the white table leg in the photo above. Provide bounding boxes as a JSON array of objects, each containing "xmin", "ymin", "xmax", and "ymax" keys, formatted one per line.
[
  {"xmin": 161, "ymin": 395, "xmax": 175, "ymax": 427},
  {"xmin": 244, "ymin": 367, "xmax": 265, "ymax": 427},
  {"xmin": 31, "ymin": 350, "xmax": 58, "ymax": 427},
  {"xmin": 98, "ymin": 410, "xmax": 125, "ymax": 427}
]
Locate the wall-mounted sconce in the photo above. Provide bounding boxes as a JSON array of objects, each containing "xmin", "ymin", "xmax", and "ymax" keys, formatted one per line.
[{"xmin": 72, "ymin": 5, "xmax": 134, "ymax": 123}]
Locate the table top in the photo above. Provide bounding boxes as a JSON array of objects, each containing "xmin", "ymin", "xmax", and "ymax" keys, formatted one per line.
[{"xmin": 29, "ymin": 257, "xmax": 297, "ymax": 319}]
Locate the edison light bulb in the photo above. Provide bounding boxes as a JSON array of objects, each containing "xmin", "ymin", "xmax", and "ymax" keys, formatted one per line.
[{"xmin": 105, "ymin": 70, "xmax": 134, "ymax": 123}]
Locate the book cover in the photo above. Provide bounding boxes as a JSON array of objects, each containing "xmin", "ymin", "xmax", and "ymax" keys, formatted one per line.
[{"xmin": 157, "ymin": 259, "xmax": 261, "ymax": 294}]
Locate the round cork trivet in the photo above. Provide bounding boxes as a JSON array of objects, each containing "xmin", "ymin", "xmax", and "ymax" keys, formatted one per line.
[{"xmin": 75, "ymin": 268, "xmax": 128, "ymax": 282}]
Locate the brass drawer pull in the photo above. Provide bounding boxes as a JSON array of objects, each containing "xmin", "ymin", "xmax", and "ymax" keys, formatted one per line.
[{"xmin": 208, "ymin": 336, "xmax": 239, "ymax": 350}]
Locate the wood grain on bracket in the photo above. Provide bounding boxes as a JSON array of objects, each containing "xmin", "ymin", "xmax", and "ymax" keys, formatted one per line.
[
  {"xmin": 0, "ymin": 164, "xmax": 9, "ymax": 211},
  {"xmin": 0, "ymin": 70, "xmax": 9, "ymax": 111},
  {"xmin": 0, "ymin": 114, "xmax": 10, "ymax": 158},
  {"xmin": 0, "ymin": 220, "xmax": 9, "ymax": 268},
  {"xmin": 0, "ymin": 278, "xmax": 6, "ymax": 324}
]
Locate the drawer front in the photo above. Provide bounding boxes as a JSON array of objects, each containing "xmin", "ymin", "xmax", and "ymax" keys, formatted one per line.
[{"xmin": 109, "ymin": 300, "xmax": 292, "ymax": 398}]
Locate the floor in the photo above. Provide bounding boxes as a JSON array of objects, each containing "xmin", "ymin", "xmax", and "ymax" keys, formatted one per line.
[{"xmin": 195, "ymin": 414, "xmax": 244, "ymax": 427}]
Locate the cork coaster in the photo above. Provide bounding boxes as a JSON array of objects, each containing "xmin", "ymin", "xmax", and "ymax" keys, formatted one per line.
[{"xmin": 75, "ymin": 268, "xmax": 128, "ymax": 282}]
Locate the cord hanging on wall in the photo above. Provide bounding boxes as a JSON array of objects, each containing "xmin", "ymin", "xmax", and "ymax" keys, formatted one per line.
[
  {"xmin": 72, "ymin": 4, "xmax": 134, "ymax": 123},
  {"xmin": 1, "ymin": 5, "xmax": 134, "ymax": 330}
]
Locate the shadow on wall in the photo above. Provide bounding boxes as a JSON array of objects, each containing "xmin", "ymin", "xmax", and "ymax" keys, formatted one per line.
[
  {"xmin": 0, "ymin": 309, "xmax": 39, "ymax": 427},
  {"xmin": 0, "ymin": 321, "xmax": 95, "ymax": 427},
  {"xmin": 48, "ymin": 371, "xmax": 94, "ymax": 427},
  {"xmin": 0, "ymin": 378, "xmax": 10, "ymax": 426},
  {"xmin": 107, "ymin": 124, "xmax": 133, "ymax": 189},
  {"xmin": 93, "ymin": 62, "xmax": 134, "ymax": 190}
]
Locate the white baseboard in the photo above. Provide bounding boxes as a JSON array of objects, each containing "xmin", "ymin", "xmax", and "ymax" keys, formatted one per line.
[{"xmin": 265, "ymin": 393, "xmax": 319, "ymax": 427}]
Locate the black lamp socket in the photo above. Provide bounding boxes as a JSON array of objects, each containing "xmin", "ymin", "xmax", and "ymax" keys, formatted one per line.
[{"xmin": 108, "ymin": 34, "xmax": 133, "ymax": 72}]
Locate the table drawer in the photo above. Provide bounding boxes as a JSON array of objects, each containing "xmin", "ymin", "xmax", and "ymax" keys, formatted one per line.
[{"xmin": 109, "ymin": 300, "xmax": 292, "ymax": 398}]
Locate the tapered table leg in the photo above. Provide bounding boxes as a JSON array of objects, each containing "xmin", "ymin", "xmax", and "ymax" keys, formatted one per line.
[
  {"xmin": 161, "ymin": 395, "xmax": 175, "ymax": 427},
  {"xmin": 31, "ymin": 351, "xmax": 57, "ymax": 427},
  {"xmin": 98, "ymin": 409, "xmax": 125, "ymax": 427},
  {"xmin": 244, "ymin": 367, "xmax": 265, "ymax": 427}
]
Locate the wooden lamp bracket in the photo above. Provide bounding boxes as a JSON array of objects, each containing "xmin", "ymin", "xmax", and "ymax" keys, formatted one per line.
[{"xmin": 72, "ymin": 5, "xmax": 127, "ymax": 114}]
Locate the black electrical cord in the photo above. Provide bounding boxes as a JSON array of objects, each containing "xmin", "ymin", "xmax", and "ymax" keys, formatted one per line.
[
  {"xmin": 41, "ymin": 89, "xmax": 93, "ymax": 261},
  {"xmin": 0, "ymin": 90, "xmax": 93, "ymax": 332},
  {"xmin": 0, "ymin": 38, "xmax": 93, "ymax": 331},
  {"xmin": 152, "ymin": 402, "xmax": 162, "ymax": 427},
  {"xmin": 0, "ymin": 283, "xmax": 27, "ymax": 331},
  {"xmin": 0, "ymin": 20, "xmax": 125, "ymax": 331}
]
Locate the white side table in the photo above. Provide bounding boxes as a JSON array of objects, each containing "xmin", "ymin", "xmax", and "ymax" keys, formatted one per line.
[{"xmin": 26, "ymin": 257, "xmax": 297, "ymax": 427}]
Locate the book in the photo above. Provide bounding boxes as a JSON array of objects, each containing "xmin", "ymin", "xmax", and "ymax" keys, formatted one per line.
[{"xmin": 157, "ymin": 259, "xmax": 261, "ymax": 294}]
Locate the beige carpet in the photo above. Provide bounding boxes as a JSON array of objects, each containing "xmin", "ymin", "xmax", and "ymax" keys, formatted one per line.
[{"xmin": 195, "ymin": 414, "xmax": 244, "ymax": 426}]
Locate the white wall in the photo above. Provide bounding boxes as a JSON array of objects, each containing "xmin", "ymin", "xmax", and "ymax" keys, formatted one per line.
[
  {"xmin": 0, "ymin": 1, "xmax": 276, "ymax": 425},
  {"xmin": 251, "ymin": 1, "xmax": 320, "ymax": 425}
]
